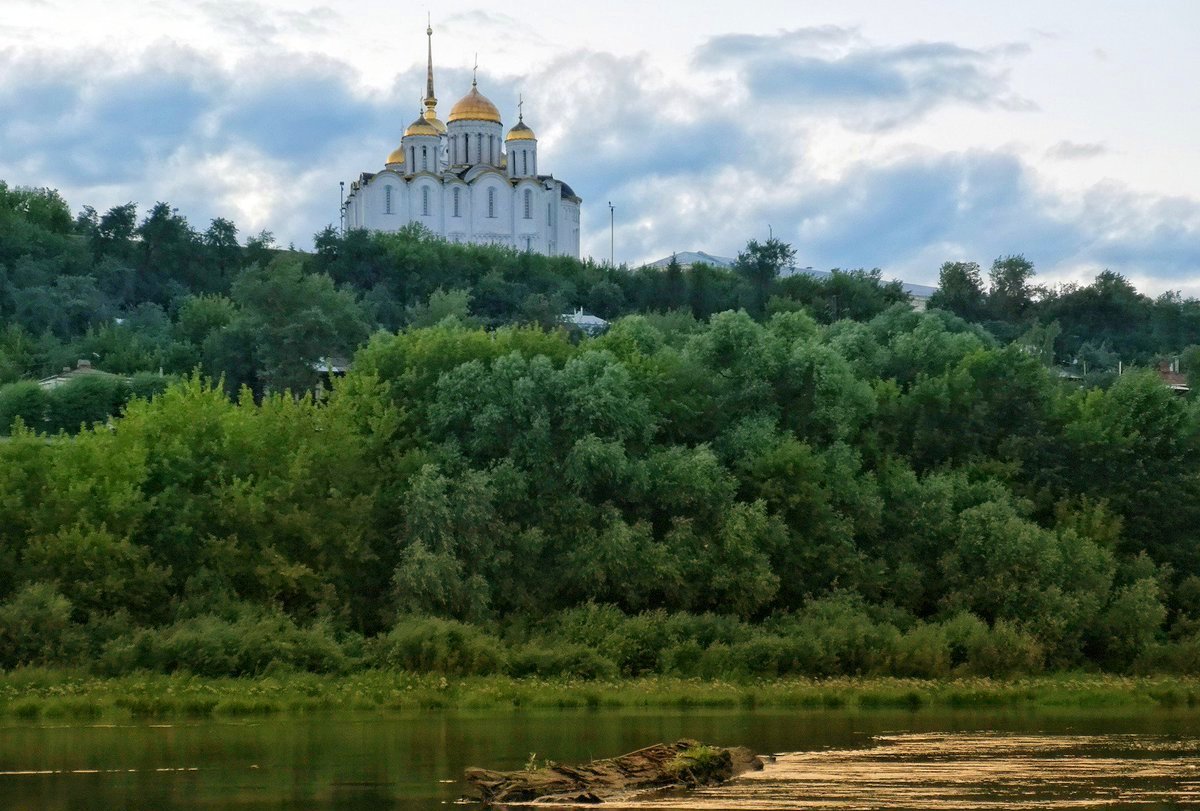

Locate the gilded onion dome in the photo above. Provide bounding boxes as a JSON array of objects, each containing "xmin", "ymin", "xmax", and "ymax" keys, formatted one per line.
[
  {"xmin": 424, "ymin": 113, "xmax": 447, "ymax": 134},
  {"xmin": 386, "ymin": 145, "xmax": 406, "ymax": 165},
  {"xmin": 404, "ymin": 114, "xmax": 440, "ymax": 137},
  {"xmin": 448, "ymin": 82, "xmax": 502, "ymax": 124},
  {"xmin": 505, "ymin": 119, "xmax": 536, "ymax": 142}
]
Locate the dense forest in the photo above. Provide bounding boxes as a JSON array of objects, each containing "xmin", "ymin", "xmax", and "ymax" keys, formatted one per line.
[{"xmin": 2, "ymin": 180, "xmax": 1200, "ymax": 680}]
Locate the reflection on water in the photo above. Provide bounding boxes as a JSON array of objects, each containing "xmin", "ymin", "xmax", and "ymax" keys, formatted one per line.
[
  {"xmin": 2, "ymin": 710, "xmax": 1199, "ymax": 810},
  {"xmin": 601, "ymin": 733, "xmax": 1200, "ymax": 810}
]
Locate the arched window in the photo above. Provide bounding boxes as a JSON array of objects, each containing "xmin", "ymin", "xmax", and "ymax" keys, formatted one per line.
[
  {"xmin": 476, "ymin": 134, "xmax": 482, "ymax": 164},
  {"xmin": 453, "ymin": 187, "xmax": 461, "ymax": 217},
  {"xmin": 409, "ymin": 147, "xmax": 415, "ymax": 167},
  {"xmin": 523, "ymin": 189, "xmax": 532, "ymax": 219},
  {"xmin": 384, "ymin": 185, "xmax": 393, "ymax": 214},
  {"xmin": 422, "ymin": 187, "xmax": 430, "ymax": 216},
  {"xmin": 522, "ymin": 151, "xmax": 528, "ymax": 176},
  {"xmin": 487, "ymin": 188, "xmax": 496, "ymax": 218}
]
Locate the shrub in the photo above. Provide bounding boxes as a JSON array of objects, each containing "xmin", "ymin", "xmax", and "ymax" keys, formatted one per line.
[
  {"xmin": 0, "ymin": 584, "xmax": 82, "ymax": 668},
  {"xmin": 892, "ymin": 623, "xmax": 952, "ymax": 678},
  {"xmin": 128, "ymin": 372, "xmax": 175, "ymax": 401},
  {"xmin": 45, "ymin": 374, "xmax": 129, "ymax": 433},
  {"xmin": 506, "ymin": 643, "xmax": 618, "ymax": 680},
  {"xmin": 0, "ymin": 381, "xmax": 47, "ymax": 434},
  {"xmin": 97, "ymin": 612, "xmax": 347, "ymax": 677},
  {"xmin": 370, "ymin": 616, "xmax": 505, "ymax": 675}
]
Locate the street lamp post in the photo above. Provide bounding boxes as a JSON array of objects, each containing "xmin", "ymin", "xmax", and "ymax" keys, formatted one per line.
[
  {"xmin": 339, "ymin": 181, "xmax": 345, "ymax": 234},
  {"xmin": 608, "ymin": 201, "xmax": 614, "ymax": 267}
]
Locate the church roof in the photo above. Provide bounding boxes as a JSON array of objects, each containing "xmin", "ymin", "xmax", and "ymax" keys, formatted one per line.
[
  {"xmin": 506, "ymin": 118, "xmax": 536, "ymax": 142},
  {"xmin": 448, "ymin": 83, "xmax": 502, "ymax": 123},
  {"xmin": 404, "ymin": 114, "xmax": 440, "ymax": 137}
]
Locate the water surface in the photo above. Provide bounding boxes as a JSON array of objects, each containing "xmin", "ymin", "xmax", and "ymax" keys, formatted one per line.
[{"xmin": 2, "ymin": 709, "xmax": 1198, "ymax": 809}]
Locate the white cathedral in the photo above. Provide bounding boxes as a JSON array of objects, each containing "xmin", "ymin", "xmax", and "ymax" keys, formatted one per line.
[{"xmin": 341, "ymin": 26, "xmax": 582, "ymax": 259}]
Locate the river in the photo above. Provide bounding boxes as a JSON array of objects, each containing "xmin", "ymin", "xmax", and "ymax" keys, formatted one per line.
[{"xmin": 1, "ymin": 708, "xmax": 1198, "ymax": 809}]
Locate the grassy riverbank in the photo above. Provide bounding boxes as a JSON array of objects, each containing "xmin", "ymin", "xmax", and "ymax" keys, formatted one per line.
[{"xmin": 1, "ymin": 670, "xmax": 1199, "ymax": 721}]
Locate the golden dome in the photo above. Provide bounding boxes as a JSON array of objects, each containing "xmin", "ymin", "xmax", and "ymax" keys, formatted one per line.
[
  {"xmin": 448, "ymin": 84, "xmax": 502, "ymax": 124},
  {"xmin": 424, "ymin": 111, "xmax": 447, "ymax": 134},
  {"xmin": 404, "ymin": 115, "xmax": 440, "ymax": 137},
  {"xmin": 385, "ymin": 145, "xmax": 406, "ymax": 166},
  {"xmin": 505, "ymin": 119, "xmax": 536, "ymax": 142}
]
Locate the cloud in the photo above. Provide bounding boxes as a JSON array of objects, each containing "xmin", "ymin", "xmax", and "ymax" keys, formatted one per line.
[
  {"xmin": 0, "ymin": 29, "xmax": 1197, "ymax": 295},
  {"xmin": 697, "ymin": 28, "xmax": 1033, "ymax": 131},
  {"xmin": 190, "ymin": 1, "xmax": 341, "ymax": 44},
  {"xmin": 1046, "ymin": 140, "xmax": 1107, "ymax": 160}
]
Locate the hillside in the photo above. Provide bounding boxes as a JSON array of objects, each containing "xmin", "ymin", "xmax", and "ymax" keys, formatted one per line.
[{"xmin": 2, "ymin": 181, "xmax": 1200, "ymax": 680}]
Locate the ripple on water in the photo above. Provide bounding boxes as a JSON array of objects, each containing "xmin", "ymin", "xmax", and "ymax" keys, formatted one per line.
[{"xmin": 537, "ymin": 733, "xmax": 1200, "ymax": 811}]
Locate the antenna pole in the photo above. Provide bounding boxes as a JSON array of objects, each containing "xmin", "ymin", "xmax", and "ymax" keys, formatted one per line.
[{"xmin": 608, "ymin": 201, "xmax": 615, "ymax": 267}]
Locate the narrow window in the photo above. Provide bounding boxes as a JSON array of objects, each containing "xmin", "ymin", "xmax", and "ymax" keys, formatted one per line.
[
  {"xmin": 453, "ymin": 187, "xmax": 461, "ymax": 217},
  {"xmin": 385, "ymin": 185, "xmax": 392, "ymax": 214},
  {"xmin": 524, "ymin": 189, "xmax": 532, "ymax": 219},
  {"xmin": 422, "ymin": 187, "xmax": 430, "ymax": 216},
  {"xmin": 409, "ymin": 147, "xmax": 415, "ymax": 167},
  {"xmin": 488, "ymin": 188, "xmax": 496, "ymax": 218},
  {"xmin": 476, "ymin": 134, "xmax": 482, "ymax": 164},
  {"xmin": 547, "ymin": 202, "xmax": 552, "ymax": 222},
  {"xmin": 522, "ymin": 152, "xmax": 528, "ymax": 176}
]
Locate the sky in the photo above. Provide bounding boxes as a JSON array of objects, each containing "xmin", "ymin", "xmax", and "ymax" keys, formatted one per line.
[{"xmin": 1, "ymin": 0, "xmax": 1198, "ymax": 292}]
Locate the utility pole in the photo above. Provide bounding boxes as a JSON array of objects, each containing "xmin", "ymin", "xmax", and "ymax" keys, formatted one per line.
[
  {"xmin": 339, "ymin": 181, "xmax": 345, "ymax": 234},
  {"xmin": 608, "ymin": 201, "xmax": 615, "ymax": 267}
]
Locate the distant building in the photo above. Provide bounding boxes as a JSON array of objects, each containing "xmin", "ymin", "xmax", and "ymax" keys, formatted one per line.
[
  {"xmin": 645, "ymin": 251, "xmax": 936, "ymax": 310},
  {"xmin": 38, "ymin": 360, "xmax": 127, "ymax": 391},
  {"xmin": 341, "ymin": 24, "xmax": 581, "ymax": 259},
  {"xmin": 1157, "ymin": 359, "xmax": 1190, "ymax": 395},
  {"xmin": 561, "ymin": 308, "xmax": 609, "ymax": 336}
]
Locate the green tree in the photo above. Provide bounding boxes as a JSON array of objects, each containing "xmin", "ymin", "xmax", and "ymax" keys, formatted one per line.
[
  {"xmin": 929, "ymin": 261, "xmax": 986, "ymax": 321},
  {"xmin": 988, "ymin": 254, "xmax": 1036, "ymax": 322},
  {"xmin": 0, "ymin": 381, "xmax": 49, "ymax": 434},
  {"xmin": 227, "ymin": 259, "xmax": 369, "ymax": 395},
  {"xmin": 734, "ymin": 238, "xmax": 796, "ymax": 318}
]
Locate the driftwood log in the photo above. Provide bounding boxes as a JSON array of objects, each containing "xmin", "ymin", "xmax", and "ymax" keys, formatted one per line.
[{"xmin": 464, "ymin": 738, "xmax": 765, "ymax": 805}]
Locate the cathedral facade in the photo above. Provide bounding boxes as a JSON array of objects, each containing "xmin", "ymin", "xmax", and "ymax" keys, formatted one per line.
[{"xmin": 341, "ymin": 26, "xmax": 582, "ymax": 259}]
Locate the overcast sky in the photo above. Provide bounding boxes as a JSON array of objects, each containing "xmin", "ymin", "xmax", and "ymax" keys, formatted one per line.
[{"xmin": 2, "ymin": 0, "xmax": 1198, "ymax": 291}]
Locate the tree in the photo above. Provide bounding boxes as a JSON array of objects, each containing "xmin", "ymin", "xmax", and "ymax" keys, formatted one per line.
[
  {"xmin": 0, "ymin": 381, "xmax": 48, "ymax": 434},
  {"xmin": 663, "ymin": 255, "xmax": 687, "ymax": 311},
  {"xmin": 227, "ymin": 259, "xmax": 369, "ymax": 395},
  {"xmin": 45, "ymin": 375, "xmax": 130, "ymax": 434},
  {"xmin": 988, "ymin": 254, "xmax": 1036, "ymax": 322},
  {"xmin": 204, "ymin": 217, "xmax": 241, "ymax": 289},
  {"xmin": 929, "ymin": 261, "xmax": 986, "ymax": 321},
  {"xmin": 734, "ymin": 238, "xmax": 796, "ymax": 318},
  {"xmin": 0, "ymin": 182, "xmax": 73, "ymax": 233}
]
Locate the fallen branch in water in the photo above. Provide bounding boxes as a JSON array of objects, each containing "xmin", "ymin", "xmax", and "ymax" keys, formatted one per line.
[{"xmin": 464, "ymin": 738, "xmax": 764, "ymax": 805}]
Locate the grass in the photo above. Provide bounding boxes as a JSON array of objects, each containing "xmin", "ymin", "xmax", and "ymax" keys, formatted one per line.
[{"xmin": 0, "ymin": 670, "xmax": 1198, "ymax": 721}]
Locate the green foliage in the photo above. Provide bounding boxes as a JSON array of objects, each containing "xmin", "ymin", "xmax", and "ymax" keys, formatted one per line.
[
  {"xmin": 0, "ymin": 584, "xmax": 82, "ymax": 668},
  {"xmin": 45, "ymin": 374, "xmax": 130, "ymax": 433},
  {"xmin": 0, "ymin": 380, "xmax": 48, "ymax": 434},
  {"xmin": 3, "ymin": 182, "xmax": 1200, "ymax": 681},
  {"xmin": 370, "ymin": 617, "xmax": 505, "ymax": 675}
]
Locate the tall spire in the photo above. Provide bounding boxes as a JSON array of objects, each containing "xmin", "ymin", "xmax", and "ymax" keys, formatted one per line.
[{"xmin": 423, "ymin": 17, "xmax": 438, "ymax": 123}]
